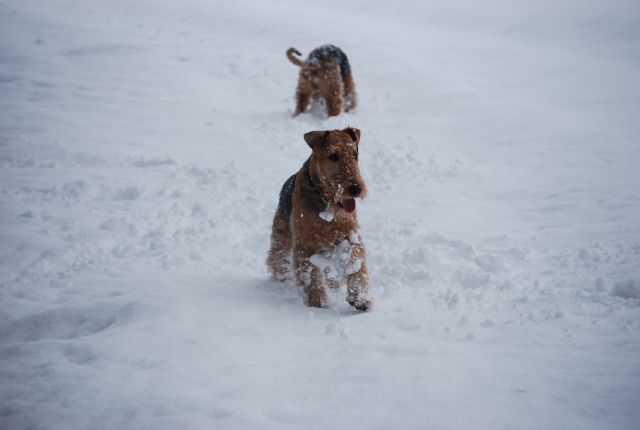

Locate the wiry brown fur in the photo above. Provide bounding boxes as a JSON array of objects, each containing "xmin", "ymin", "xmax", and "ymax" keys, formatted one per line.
[
  {"xmin": 287, "ymin": 46, "xmax": 358, "ymax": 117},
  {"xmin": 267, "ymin": 128, "xmax": 372, "ymax": 311}
]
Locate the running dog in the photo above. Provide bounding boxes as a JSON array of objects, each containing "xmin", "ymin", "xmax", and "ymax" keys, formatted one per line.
[
  {"xmin": 286, "ymin": 45, "xmax": 358, "ymax": 117},
  {"xmin": 267, "ymin": 128, "xmax": 372, "ymax": 310}
]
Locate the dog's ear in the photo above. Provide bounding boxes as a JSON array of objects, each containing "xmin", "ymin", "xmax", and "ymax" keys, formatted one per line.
[
  {"xmin": 304, "ymin": 131, "xmax": 328, "ymax": 150},
  {"xmin": 343, "ymin": 127, "xmax": 361, "ymax": 143}
]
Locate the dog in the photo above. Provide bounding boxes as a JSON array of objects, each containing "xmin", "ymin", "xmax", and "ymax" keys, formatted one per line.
[
  {"xmin": 267, "ymin": 128, "xmax": 372, "ymax": 311},
  {"xmin": 286, "ymin": 45, "xmax": 357, "ymax": 117}
]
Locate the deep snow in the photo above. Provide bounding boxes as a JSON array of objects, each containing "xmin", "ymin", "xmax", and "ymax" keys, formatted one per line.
[{"xmin": 1, "ymin": 0, "xmax": 639, "ymax": 429}]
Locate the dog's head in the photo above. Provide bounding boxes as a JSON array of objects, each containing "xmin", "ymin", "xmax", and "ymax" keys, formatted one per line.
[{"xmin": 304, "ymin": 127, "xmax": 367, "ymax": 214}]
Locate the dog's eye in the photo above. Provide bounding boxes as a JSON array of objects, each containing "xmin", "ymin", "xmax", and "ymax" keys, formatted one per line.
[
  {"xmin": 329, "ymin": 153, "xmax": 339, "ymax": 162},
  {"xmin": 354, "ymin": 152, "xmax": 358, "ymax": 161}
]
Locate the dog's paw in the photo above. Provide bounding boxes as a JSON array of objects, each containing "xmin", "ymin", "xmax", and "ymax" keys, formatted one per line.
[
  {"xmin": 348, "ymin": 298, "xmax": 374, "ymax": 312},
  {"xmin": 272, "ymin": 271, "xmax": 289, "ymax": 283},
  {"xmin": 268, "ymin": 269, "xmax": 288, "ymax": 283},
  {"xmin": 306, "ymin": 298, "xmax": 330, "ymax": 309},
  {"xmin": 305, "ymin": 289, "xmax": 330, "ymax": 308}
]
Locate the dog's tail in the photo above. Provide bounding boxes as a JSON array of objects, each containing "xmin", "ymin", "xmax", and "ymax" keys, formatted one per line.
[{"xmin": 286, "ymin": 47, "xmax": 318, "ymax": 70}]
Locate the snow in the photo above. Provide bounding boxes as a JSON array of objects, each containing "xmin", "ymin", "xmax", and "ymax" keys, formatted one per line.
[
  {"xmin": 318, "ymin": 209, "xmax": 335, "ymax": 222},
  {"xmin": 611, "ymin": 279, "xmax": 640, "ymax": 300},
  {"xmin": 309, "ymin": 238, "xmax": 363, "ymax": 279},
  {"xmin": 1, "ymin": 0, "xmax": 639, "ymax": 429}
]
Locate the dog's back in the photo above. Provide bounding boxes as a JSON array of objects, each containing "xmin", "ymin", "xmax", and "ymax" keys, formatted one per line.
[
  {"xmin": 307, "ymin": 45, "xmax": 351, "ymax": 83},
  {"xmin": 286, "ymin": 45, "xmax": 351, "ymax": 84},
  {"xmin": 278, "ymin": 172, "xmax": 296, "ymax": 218}
]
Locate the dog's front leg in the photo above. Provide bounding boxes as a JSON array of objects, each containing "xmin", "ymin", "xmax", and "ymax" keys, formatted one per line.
[
  {"xmin": 294, "ymin": 248, "xmax": 329, "ymax": 308},
  {"xmin": 346, "ymin": 243, "xmax": 373, "ymax": 311}
]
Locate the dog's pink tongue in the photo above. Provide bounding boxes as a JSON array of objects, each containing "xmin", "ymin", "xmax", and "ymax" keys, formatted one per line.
[{"xmin": 343, "ymin": 198, "xmax": 356, "ymax": 213}]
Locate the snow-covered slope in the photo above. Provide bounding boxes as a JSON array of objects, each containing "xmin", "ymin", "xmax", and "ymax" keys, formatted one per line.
[{"xmin": 1, "ymin": 1, "xmax": 639, "ymax": 429}]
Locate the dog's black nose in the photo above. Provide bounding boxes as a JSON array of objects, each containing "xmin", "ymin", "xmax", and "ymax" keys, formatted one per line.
[{"xmin": 349, "ymin": 184, "xmax": 362, "ymax": 197}]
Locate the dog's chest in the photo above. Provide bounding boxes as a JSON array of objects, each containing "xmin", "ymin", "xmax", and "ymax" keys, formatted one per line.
[{"xmin": 292, "ymin": 210, "xmax": 357, "ymax": 249}]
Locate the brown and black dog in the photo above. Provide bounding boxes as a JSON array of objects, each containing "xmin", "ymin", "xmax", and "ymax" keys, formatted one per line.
[
  {"xmin": 267, "ymin": 128, "xmax": 372, "ymax": 311},
  {"xmin": 287, "ymin": 45, "xmax": 357, "ymax": 117}
]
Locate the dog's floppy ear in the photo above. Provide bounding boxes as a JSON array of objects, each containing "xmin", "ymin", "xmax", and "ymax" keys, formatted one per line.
[
  {"xmin": 343, "ymin": 127, "xmax": 361, "ymax": 143},
  {"xmin": 304, "ymin": 130, "xmax": 328, "ymax": 150}
]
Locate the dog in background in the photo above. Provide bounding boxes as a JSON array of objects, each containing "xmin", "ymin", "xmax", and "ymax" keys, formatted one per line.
[
  {"xmin": 267, "ymin": 128, "xmax": 372, "ymax": 311},
  {"xmin": 286, "ymin": 45, "xmax": 357, "ymax": 117}
]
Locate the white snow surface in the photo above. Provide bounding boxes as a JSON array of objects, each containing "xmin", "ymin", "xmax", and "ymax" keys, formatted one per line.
[{"xmin": 1, "ymin": 0, "xmax": 640, "ymax": 429}]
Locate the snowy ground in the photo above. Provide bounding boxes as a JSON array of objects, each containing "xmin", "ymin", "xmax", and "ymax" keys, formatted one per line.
[{"xmin": 1, "ymin": 0, "xmax": 640, "ymax": 429}]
